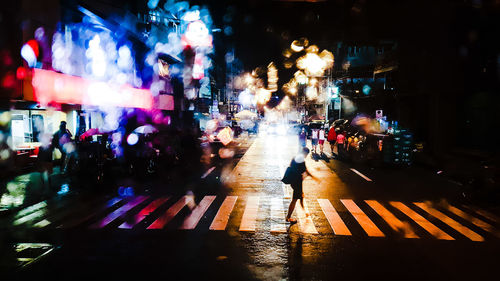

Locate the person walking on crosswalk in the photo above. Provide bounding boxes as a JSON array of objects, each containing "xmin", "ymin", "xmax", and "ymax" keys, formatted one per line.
[{"xmin": 285, "ymin": 147, "xmax": 320, "ymax": 224}]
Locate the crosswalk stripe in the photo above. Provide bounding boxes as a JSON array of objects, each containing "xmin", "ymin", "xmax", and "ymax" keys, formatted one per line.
[
  {"xmin": 283, "ymin": 185, "xmax": 291, "ymax": 199},
  {"xmin": 119, "ymin": 197, "xmax": 170, "ymax": 229},
  {"xmin": 446, "ymin": 205, "xmax": 500, "ymax": 238},
  {"xmin": 59, "ymin": 197, "xmax": 123, "ymax": 228},
  {"xmin": 210, "ymin": 196, "xmax": 238, "ymax": 231},
  {"xmin": 462, "ymin": 205, "xmax": 500, "ymax": 224},
  {"xmin": 365, "ymin": 200, "xmax": 419, "ymax": 238},
  {"xmin": 389, "ymin": 201, "xmax": 454, "ymax": 240},
  {"xmin": 279, "ymin": 163, "xmax": 291, "ymax": 199},
  {"xmin": 43, "ymin": 196, "xmax": 110, "ymax": 228},
  {"xmin": 414, "ymin": 202, "xmax": 484, "ymax": 242},
  {"xmin": 350, "ymin": 168, "xmax": 373, "ymax": 182},
  {"xmin": 180, "ymin": 196, "xmax": 216, "ymax": 230},
  {"xmin": 341, "ymin": 199, "xmax": 384, "ymax": 237},
  {"xmin": 90, "ymin": 196, "xmax": 149, "ymax": 228},
  {"xmin": 295, "ymin": 200, "xmax": 318, "ymax": 234},
  {"xmin": 271, "ymin": 198, "xmax": 287, "ymax": 233},
  {"xmin": 13, "ymin": 209, "xmax": 46, "ymax": 226},
  {"xmin": 33, "ymin": 219, "xmax": 51, "ymax": 228},
  {"xmin": 318, "ymin": 199, "xmax": 351, "ymax": 235},
  {"xmin": 147, "ymin": 196, "xmax": 192, "ymax": 229},
  {"xmin": 239, "ymin": 196, "xmax": 260, "ymax": 232},
  {"xmin": 14, "ymin": 201, "xmax": 48, "ymax": 219}
]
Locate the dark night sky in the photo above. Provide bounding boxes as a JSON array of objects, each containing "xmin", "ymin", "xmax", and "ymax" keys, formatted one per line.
[{"xmin": 202, "ymin": 0, "xmax": 403, "ymax": 71}]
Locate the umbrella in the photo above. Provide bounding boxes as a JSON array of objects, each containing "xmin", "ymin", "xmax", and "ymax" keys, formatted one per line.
[
  {"xmin": 79, "ymin": 128, "xmax": 101, "ymax": 141},
  {"xmin": 134, "ymin": 124, "xmax": 158, "ymax": 134},
  {"xmin": 234, "ymin": 110, "xmax": 257, "ymax": 119}
]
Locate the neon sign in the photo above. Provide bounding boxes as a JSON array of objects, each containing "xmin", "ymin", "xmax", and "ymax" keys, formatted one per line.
[{"xmin": 31, "ymin": 69, "xmax": 153, "ymax": 109}]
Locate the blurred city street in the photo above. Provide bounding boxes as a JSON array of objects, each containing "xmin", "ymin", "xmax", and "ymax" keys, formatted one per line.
[
  {"xmin": 1, "ymin": 1, "xmax": 500, "ymax": 280},
  {"xmin": 2, "ymin": 132, "xmax": 499, "ymax": 280}
]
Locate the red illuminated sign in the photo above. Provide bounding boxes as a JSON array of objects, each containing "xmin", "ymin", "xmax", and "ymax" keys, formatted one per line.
[
  {"xmin": 31, "ymin": 69, "xmax": 153, "ymax": 109},
  {"xmin": 157, "ymin": 94, "xmax": 174, "ymax": 111}
]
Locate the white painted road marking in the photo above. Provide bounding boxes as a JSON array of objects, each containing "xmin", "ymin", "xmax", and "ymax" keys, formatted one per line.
[
  {"xmin": 295, "ymin": 200, "xmax": 318, "ymax": 234},
  {"xmin": 341, "ymin": 199, "xmax": 384, "ymax": 237},
  {"xmin": 350, "ymin": 168, "xmax": 373, "ymax": 182},
  {"xmin": 201, "ymin": 167, "xmax": 216, "ymax": 179},
  {"xmin": 414, "ymin": 202, "xmax": 484, "ymax": 242},
  {"xmin": 318, "ymin": 199, "xmax": 351, "ymax": 235},
  {"xmin": 148, "ymin": 196, "xmax": 191, "ymax": 229},
  {"xmin": 390, "ymin": 201, "xmax": 454, "ymax": 240},
  {"xmin": 271, "ymin": 198, "xmax": 287, "ymax": 233},
  {"xmin": 180, "ymin": 196, "xmax": 216, "ymax": 230},
  {"xmin": 365, "ymin": 200, "xmax": 419, "ymax": 238},
  {"xmin": 239, "ymin": 196, "xmax": 260, "ymax": 232},
  {"xmin": 210, "ymin": 196, "xmax": 238, "ymax": 230}
]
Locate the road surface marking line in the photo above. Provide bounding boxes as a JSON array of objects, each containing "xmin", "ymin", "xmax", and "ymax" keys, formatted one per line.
[
  {"xmin": 271, "ymin": 198, "xmax": 287, "ymax": 233},
  {"xmin": 15, "ymin": 201, "xmax": 47, "ymax": 219},
  {"xmin": 59, "ymin": 197, "xmax": 123, "ymax": 228},
  {"xmin": 295, "ymin": 200, "xmax": 318, "ymax": 234},
  {"xmin": 210, "ymin": 196, "xmax": 238, "ymax": 231},
  {"xmin": 341, "ymin": 199, "xmax": 384, "ymax": 237},
  {"xmin": 318, "ymin": 199, "xmax": 351, "ymax": 235},
  {"xmin": 201, "ymin": 167, "xmax": 216, "ymax": 179},
  {"xmin": 463, "ymin": 205, "xmax": 500, "ymax": 224},
  {"xmin": 349, "ymin": 168, "xmax": 373, "ymax": 182},
  {"xmin": 365, "ymin": 200, "xmax": 419, "ymax": 238},
  {"xmin": 239, "ymin": 196, "xmax": 260, "ymax": 232},
  {"xmin": 389, "ymin": 201, "xmax": 454, "ymax": 240},
  {"xmin": 180, "ymin": 196, "xmax": 216, "ymax": 229},
  {"xmin": 414, "ymin": 202, "xmax": 484, "ymax": 242},
  {"xmin": 13, "ymin": 209, "xmax": 46, "ymax": 226},
  {"xmin": 147, "ymin": 196, "xmax": 191, "ymax": 229},
  {"xmin": 279, "ymin": 163, "xmax": 291, "ymax": 199},
  {"xmin": 44, "ymin": 196, "xmax": 108, "ymax": 228},
  {"xmin": 33, "ymin": 219, "xmax": 51, "ymax": 228},
  {"xmin": 119, "ymin": 197, "xmax": 170, "ymax": 229},
  {"xmin": 446, "ymin": 205, "xmax": 500, "ymax": 238},
  {"xmin": 283, "ymin": 185, "xmax": 291, "ymax": 199},
  {"xmin": 90, "ymin": 196, "xmax": 149, "ymax": 228}
]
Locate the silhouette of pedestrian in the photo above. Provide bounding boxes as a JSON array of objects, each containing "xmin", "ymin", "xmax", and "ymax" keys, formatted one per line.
[{"xmin": 285, "ymin": 147, "xmax": 319, "ymax": 223}]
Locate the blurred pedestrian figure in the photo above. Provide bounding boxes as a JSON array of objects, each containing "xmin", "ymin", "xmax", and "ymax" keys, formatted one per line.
[
  {"xmin": 37, "ymin": 133, "xmax": 54, "ymax": 193},
  {"xmin": 52, "ymin": 121, "xmax": 72, "ymax": 172},
  {"xmin": 327, "ymin": 126, "xmax": 337, "ymax": 157},
  {"xmin": 311, "ymin": 128, "xmax": 319, "ymax": 154},
  {"xmin": 318, "ymin": 126, "xmax": 326, "ymax": 154},
  {"xmin": 284, "ymin": 147, "xmax": 319, "ymax": 223},
  {"xmin": 336, "ymin": 130, "xmax": 346, "ymax": 159},
  {"xmin": 298, "ymin": 127, "xmax": 307, "ymax": 148},
  {"xmin": 179, "ymin": 127, "xmax": 203, "ymax": 208}
]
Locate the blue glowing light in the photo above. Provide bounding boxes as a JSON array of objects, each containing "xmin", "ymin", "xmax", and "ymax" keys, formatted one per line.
[
  {"xmin": 362, "ymin": 85, "xmax": 371, "ymax": 95},
  {"xmin": 57, "ymin": 184, "xmax": 69, "ymax": 195},
  {"xmin": 125, "ymin": 187, "xmax": 135, "ymax": 197},
  {"xmin": 118, "ymin": 186, "xmax": 134, "ymax": 197}
]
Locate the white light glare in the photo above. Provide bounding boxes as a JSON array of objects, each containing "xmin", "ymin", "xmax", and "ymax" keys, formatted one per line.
[{"xmin": 21, "ymin": 44, "xmax": 37, "ymax": 67}]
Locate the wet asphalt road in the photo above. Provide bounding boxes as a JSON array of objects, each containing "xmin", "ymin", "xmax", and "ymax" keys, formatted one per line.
[{"xmin": 3, "ymin": 133, "xmax": 500, "ymax": 281}]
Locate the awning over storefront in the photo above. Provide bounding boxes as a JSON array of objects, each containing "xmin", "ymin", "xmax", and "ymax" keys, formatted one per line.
[{"xmin": 30, "ymin": 69, "xmax": 153, "ymax": 109}]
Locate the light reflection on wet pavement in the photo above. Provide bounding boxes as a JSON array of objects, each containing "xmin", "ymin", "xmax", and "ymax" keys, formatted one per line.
[
  {"xmin": 226, "ymin": 134, "xmax": 333, "ymax": 279},
  {"xmin": 3, "ymin": 134, "xmax": 500, "ymax": 280}
]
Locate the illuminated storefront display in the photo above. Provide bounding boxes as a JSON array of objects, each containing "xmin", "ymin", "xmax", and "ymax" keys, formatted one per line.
[{"xmin": 31, "ymin": 69, "xmax": 153, "ymax": 109}]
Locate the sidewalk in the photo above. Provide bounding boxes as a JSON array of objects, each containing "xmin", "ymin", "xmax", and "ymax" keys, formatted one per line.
[
  {"xmin": 0, "ymin": 133, "xmax": 258, "ymax": 216},
  {"xmin": 1, "ymin": 166, "xmax": 73, "ymax": 216}
]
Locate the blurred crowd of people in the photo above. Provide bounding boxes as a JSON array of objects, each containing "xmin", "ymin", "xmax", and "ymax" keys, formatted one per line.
[{"xmin": 297, "ymin": 121, "xmax": 369, "ymax": 162}]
